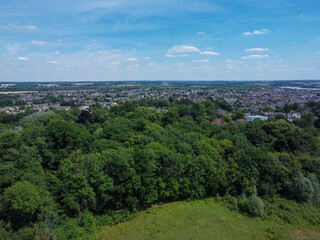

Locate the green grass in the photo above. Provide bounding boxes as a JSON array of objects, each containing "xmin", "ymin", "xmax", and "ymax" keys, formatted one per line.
[{"xmin": 98, "ymin": 198, "xmax": 320, "ymax": 240}]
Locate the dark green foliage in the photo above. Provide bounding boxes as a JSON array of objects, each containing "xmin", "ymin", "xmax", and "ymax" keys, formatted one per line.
[
  {"xmin": 96, "ymin": 209, "xmax": 136, "ymax": 226},
  {"xmin": 55, "ymin": 216, "xmax": 96, "ymax": 240},
  {"xmin": 0, "ymin": 95, "xmax": 14, "ymax": 107},
  {"xmin": 0, "ymin": 100, "xmax": 320, "ymax": 237},
  {"xmin": 232, "ymin": 110, "xmax": 245, "ymax": 120},
  {"xmin": 1, "ymin": 181, "xmax": 43, "ymax": 228},
  {"xmin": 215, "ymin": 99, "xmax": 232, "ymax": 112},
  {"xmin": 77, "ymin": 110, "xmax": 94, "ymax": 124},
  {"xmin": 162, "ymin": 111, "xmax": 179, "ymax": 126},
  {"xmin": 56, "ymin": 153, "xmax": 97, "ymax": 215}
]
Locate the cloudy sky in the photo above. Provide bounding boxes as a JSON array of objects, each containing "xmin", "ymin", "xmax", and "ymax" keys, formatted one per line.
[{"xmin": 0, "ymin": 0, "xmax": 320, "ymax": 81}]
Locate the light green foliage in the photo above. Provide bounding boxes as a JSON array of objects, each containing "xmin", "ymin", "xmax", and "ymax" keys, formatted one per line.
[
  {"xmin": 98, "ymin": 198, "xmax": 304, "ymax": 240},
  {"xmin": 308, "ymin": 174, "xmax": 320, "ymax": 202},
  {"xmin": 20, "ymin": 110, "xmax": 54, "ymax": 125},
  {"xmin": 264, "ymin": 198, "xmax": 320, "ymax": 229},
  {"xmin": 247, "ymin": 194, "xmax": 264, "ymax": 217},
  {"xmin": 290, "ymin": 173, "xmax": 316, "ymax": 203},
  {"xmin": 237, "ymin": 189, "xmax": 264, "ymax": 217},
  {"xmin": 223, "ymin": 114, "xmax": 232, "ymax": 123}
]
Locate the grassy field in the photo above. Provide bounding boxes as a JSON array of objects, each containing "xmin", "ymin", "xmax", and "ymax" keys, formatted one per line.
[{"xmin": 97, "ymin": 198, "xmax": 320, "ymax": 240}]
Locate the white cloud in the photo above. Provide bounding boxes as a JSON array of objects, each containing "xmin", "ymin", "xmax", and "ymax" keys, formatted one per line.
[
  {"xmin": 148, "ymin": 62, "xmax": 160, "ymax": 68},
  {"xmin": 0, "ymin": 25, "xmax": 10, "ymax": 29},
  {"xmin": 169, "ymin": 45, "xmax": 200, "ymax": 53},
  {"xmin": 245, "ymin": 48, "xmax": 270, "ymax": 52},
  {"xmin": 226, "ymin": 64, "xmax": 233, "ymax": 70},
  {"xmin": 316, "ymin": 51, "xmax": 320, "ymax": 55},
  {"xmin": 49, "ymin": 61, "xmax": 59, "ymax": 64},
  {"xmin": 17, "ymin": 57, "xmax": 29, "ymax": 61},
  {"xmin": 166, "ymin": 54, "xmax": 176, "ymax": 58},
  {"xmin": 19, "ymin": 25, "xmax": 37, "ymax": 30},
  {"xmin": 57, "ymin": 39, "xmax": 63, "ymax": 42},
  {"xmin": 226, "ymin": 59, "xmax": 243, "ymax": 64},
  {"xmin": 192, "ymin": 59, "xmax": 210, "ymax": 63},
  {"xmin": 241, "ymin": 54, "xmax": 269, "ymax": 59},
  {"xmin": 253, "ymin": 29, "xmax": 269, "ymax": 34},
  {"xmin": 127, "ymin": 64, "xmax": 140, "ymax": 70},
  {"xmin": 0, "ymin": 24, "xmax": 36, "ymax": 30},
  {"xmin": 144, "ymin": 57, "xmax": 151, "ymax": 60},
  {"xmin": 243, "ymin": 29, "xmax": 270, "ymax": 36},
  {"xmin": 174, "ymin": 62, "xmax": 185, "ymax": 68},
  {"xmin": 179, "ymin": 54, "xmax": 189, "ymax": 57},
  {"xmin": 125, "ymin": 58, "xmax": 138, "ymax": 62},
  {"xmin": 106, "ymin": 62, "xmax": 121, "ymax": 68},
  {"xmin": 197, "ymin": 32, "xmax": 205, "ymax": 35},
  {"xmin": 200, "ymin": 51, "xmax": 220, "ymax": 55},
  {"xmin": 55, "ymin": 51, "xmax": 60, "ymax": 55},
  {"xmin": 31, "ymin": 40, "xmax": 47, "ymax": 45}
]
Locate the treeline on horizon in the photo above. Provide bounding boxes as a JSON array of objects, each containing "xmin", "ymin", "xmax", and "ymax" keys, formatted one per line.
[
  {"xmin": 1, "ymin": 98, "xmax": 320, "ymax": 239},
  {"xmin": 1, "ymin": 80, "xmax": 320, "ymax": 92}
]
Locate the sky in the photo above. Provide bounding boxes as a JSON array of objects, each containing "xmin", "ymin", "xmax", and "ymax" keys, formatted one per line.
[{"xmin": 0, "ymin": 0, "xmax": 320, "ymax": 81}]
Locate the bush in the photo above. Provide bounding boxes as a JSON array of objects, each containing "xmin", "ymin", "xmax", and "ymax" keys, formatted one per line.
[
  {"xmin": 0, "ymin": 220, "xmax": 13, "ymax": 240},
  {"xmin": 96, "ymin": 209, "xmax": 136, "ymax": 226},
  {"xmin": 17, "ymin": 227, "xmax": 35, "ymax": 240},
  {"xmin": 238, "ymin": 191, "xmax": 264, "ymax": 217},
  {"xmin": 264, "ymin": 198, "xmax": 320, "ymax": 228},
  {"xmin": 237, "ymin": 193, "xmax": 249, "ymax": 214},
  {"xmin": 247, "ymin": 194, "xmax": 264, "ymax": 217},
  {"xmin": 55, "ymin": 217, "xmax": 96, "ymax": 240},
  {"xmin": 290, "ymin": 173, "xmax": 314, "ymax": 203},
  {"xmin": 308, "ymin": 174, "xmax": 320, "ymax": 202}
]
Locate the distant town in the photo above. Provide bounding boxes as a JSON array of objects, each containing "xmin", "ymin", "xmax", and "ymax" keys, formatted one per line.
[{"xmin": 1, "ymin": 80, "xmax": 320, "ymax": 124}]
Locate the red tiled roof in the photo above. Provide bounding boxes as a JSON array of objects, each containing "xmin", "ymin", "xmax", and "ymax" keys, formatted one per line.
[{"xmin": 212, "ymin": 118, "xmax": 227, "ymax": 125}]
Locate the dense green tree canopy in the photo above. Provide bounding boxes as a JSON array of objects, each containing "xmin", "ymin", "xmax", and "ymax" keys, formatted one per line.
[{"xmin": 0, "ymin": 99, "xmax": 320, "ymax": 238}]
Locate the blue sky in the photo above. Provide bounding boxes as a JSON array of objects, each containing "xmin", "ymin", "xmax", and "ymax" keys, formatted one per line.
[{"xmin": 0, "ymin": 0, "xmax": 319, "ymax": 81}]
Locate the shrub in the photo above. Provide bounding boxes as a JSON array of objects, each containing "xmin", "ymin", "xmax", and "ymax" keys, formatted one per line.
[
  {"xmin": 17, "ymin": 227, "xmax": 35, "ymax": 240},
  {"xmin": 238, "ymin": 191, "xmax": 264, "ymax": 217},
  {"xmin": 308, "ymin": 174, "xmax": 320, "ymax": 202},
  {"xmin": 237, "ymin": 193, "xmax": 249, "ymax": 213},
  {"xmin": 96, "ymin": 209, "xmax": 136, "ymax": 226},
  {"xmin": 290, "ymin": 173, "xmax": 314, "ymax": 203},
  {"xmin": 247, "ymin": 194, "xmax": 264, "ymax": 217},
  {"xmin": 55, "ymin": 218, "xmax": 93, "ymax": 240}
]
